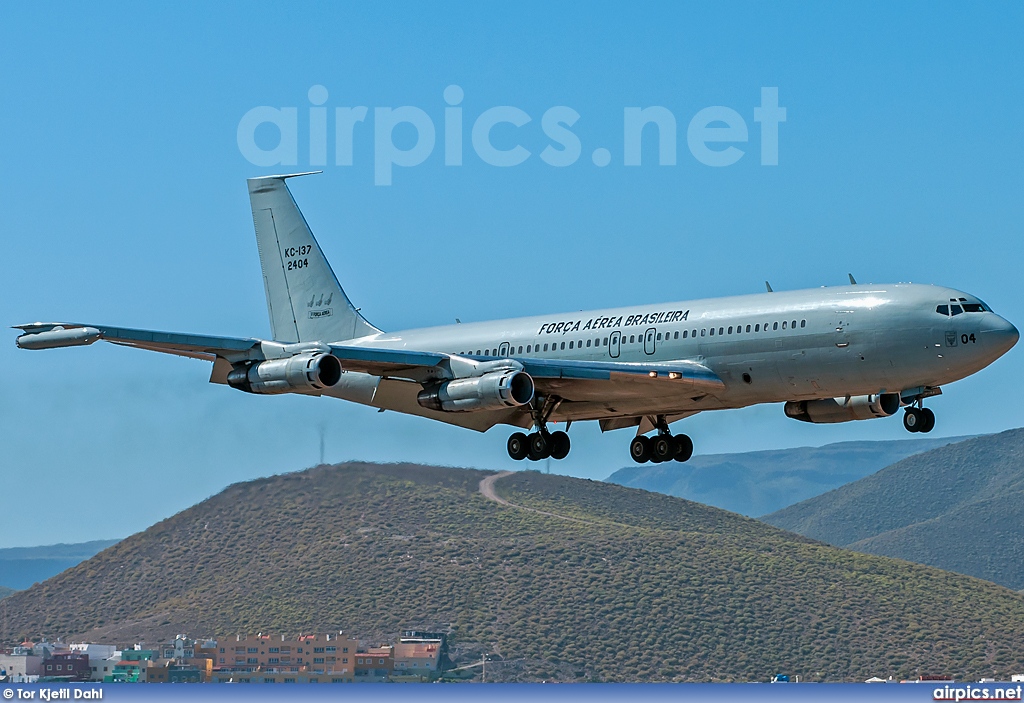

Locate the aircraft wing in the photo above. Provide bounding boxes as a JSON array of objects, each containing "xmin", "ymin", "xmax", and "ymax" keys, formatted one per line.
[
  {"xmin": 328, "ymin": 344, "xmax": 449, "ymax": 379},
  {"xmin": 328, "ymin": 345, "xmax": 723, "ymax": 392},
  {"xmin": 13, "ymin": 322, "xmax": 261, "ymax": 361}
]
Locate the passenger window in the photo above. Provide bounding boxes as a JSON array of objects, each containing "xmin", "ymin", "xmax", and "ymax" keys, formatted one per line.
[
  {"xmin": 701, "ymin": 329, "xmax": 706, "ymax": 336},
  {"xmin": 745, "ymin": 325, "xmax": 751, "ymax": 332},
  {"xmin": 526, "ymin": 345, "xmax": 531, "ymax": 353},
  {"xmin": 800, "ymin": 320, "xmax": 806, "ymax": 328},
  {"xmin": 543, "ymin": 344, "xmax": 548, "ymax": 352},
  {"xmin": 710, "ymin": 328, "xmax": 715, "ymax": 336},
  {"xmin": 951, "ymin": 305, "xmax": 963, "ymax": 316},
  {"xmin": 791, "ymin": 320, "xmax": 797, "ymax": 328},
  {"xmin": 517, "ymin": 346, "xmax": 523, "ymax": 354},
  {"xmin": 657, "ymin": 333, "xmax": 662, "ymax": 341},
  {"xmin": 475, "ymin": 349, "xmax": 481, "ymax": 355},
  {"xmin": 568, "ymin": 341, "xmax": 574, "ymax": 349},
  {"xmin": 603, "ymin": 337, "xmax": 608, "ymax": 345},
  {"xmin": 560, "ymin": 342, "xmax": 566, "ymax": 350},
  {"xmin": 782, "ymin": 321, "xmax": 787, "ymax": 330},
  {"xmin": 755, "ymin": 324, "xmax": 760, "ymax": 332},
  {"xmin": 773, "ymin": 322, "xmax": 779, "ymax": 331},
  {"xmin": 728, "ymin": 326, "xmax": 733, "ymax": 334}
]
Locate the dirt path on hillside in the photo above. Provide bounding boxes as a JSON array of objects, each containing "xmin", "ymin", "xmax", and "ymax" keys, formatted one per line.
[{"xmin": 478, "ymin": 471, "xmax": 598, "ymax": 526}]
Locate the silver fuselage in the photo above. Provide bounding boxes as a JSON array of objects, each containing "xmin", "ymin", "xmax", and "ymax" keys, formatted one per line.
[{"xmin": 326, "ymin": 283, "xmax": 1018, "ymax": 425}]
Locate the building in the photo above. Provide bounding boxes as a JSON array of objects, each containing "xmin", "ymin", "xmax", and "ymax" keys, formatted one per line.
[
  {"xmin": 353, "ymin": 645, "xmax": 393, "ymax": 682},
  {"xmin": 0, "ymin": 648, "xmax": 42, "ymax": 678},
  {"xmin": 69, "ymin": 643, "xmax": 117, "ymax": 660},
  {"xmin": 110, "ymin": 661, "xmax": 148, "ymax": 683},
  {"xmin": 41, "ymin": 652, "xmax": 90, "ymax": 681},
  {"xmin": 89, "ymin": 655, "xmax": 121, "ymax": 682},
  {"xmin": 393, "ymin": 641, "xmax": 442, "ymax": 680},
  {"xmin": 160, "ymin": 636, "xmax": 196, "ymax": 660},
  {"xmin": 212, "ymin": 633, "xmax": 361, "ymax": 682}
]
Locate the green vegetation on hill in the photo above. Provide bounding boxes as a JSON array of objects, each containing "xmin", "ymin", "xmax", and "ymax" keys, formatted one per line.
[
  {"xmin": 763, "ymin": 428, "xmax": 1024, "ymax": 589},
  {"xmin": 607, "ymin": 436, "xmax": 969, "ymax": 516},
  {"xmin": 0, "ymin": 539, "xmax": 121, "ymax": 591},
  {"xmin": 4, "ymin": 463, "xmax": 1024, "ymax": 682}
]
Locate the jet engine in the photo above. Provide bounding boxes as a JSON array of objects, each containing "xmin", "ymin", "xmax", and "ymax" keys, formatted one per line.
[
  {"xmin": 417, "ymin": 369, "xmax": 535, "ymax": 412},
  {"xmin": 784, "ymin": 393, "xmax": 901, "ymax": 424},
  {"xmin": 227, "ymin": 352, "xmax": 342, "ymax": 395}
]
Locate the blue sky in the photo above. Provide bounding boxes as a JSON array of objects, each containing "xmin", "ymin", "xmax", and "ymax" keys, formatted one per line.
[{"xmin": 0, "ymin": 2, "xmax": 1021, "ymax": 547}]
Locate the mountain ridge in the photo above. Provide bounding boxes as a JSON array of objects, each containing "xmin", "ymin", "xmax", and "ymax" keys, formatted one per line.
[
  {"xmin": 762, "ymin": 428, "xmax": 1024, "ymax": 589},
  {"xmin": 0, "ymin": 539, "xmax": 121, "ymax": 591},
  {"xmin": 607, "ymin": 436, "xmax": 971, "ymax": 516},
  {"xmin": 3, "ymin": 462, "xmax": 1024, "ymax": 681}
]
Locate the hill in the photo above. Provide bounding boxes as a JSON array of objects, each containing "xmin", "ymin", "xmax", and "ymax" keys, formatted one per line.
[
  {"xmin": 607, "ymin": 436, "xmax": 970, "ymax": 516},
  {"xmin": 0, "ymin": 540, "xmax": 121, "ymax": 591},
  {"xmin": 0, "ymin": 586, "xmax": 14, "ymax": 601},
  {"xmin": 4, "ymin": 463, "xmax": 1024, "ymax": 681},
  {"xmin": 762, "ymin": 428, "xmax": 1024, "ymax": 589}
]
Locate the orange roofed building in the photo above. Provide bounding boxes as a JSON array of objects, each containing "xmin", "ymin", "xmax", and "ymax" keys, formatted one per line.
[{"xmin": 210, "ymin": 633, "xmax": 361, "ymax": 683}]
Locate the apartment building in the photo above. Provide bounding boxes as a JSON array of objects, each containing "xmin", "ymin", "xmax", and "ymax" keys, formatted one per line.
[{"xmin": 215, "ymin": 633, "xmax": 360, "ymax": 678}]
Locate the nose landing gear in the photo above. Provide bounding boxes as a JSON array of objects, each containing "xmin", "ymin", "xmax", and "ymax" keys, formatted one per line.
[{"xmin": 903, "ymin": 406, "xmax": 936, "ymax": 433}]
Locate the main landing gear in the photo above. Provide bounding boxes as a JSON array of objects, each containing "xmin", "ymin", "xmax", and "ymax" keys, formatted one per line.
[
  {"xmin": 507, "ymin": 429, "xmax": 570, "ymax": 461},
  {"xmin": 903, "ymin": 406, "xmax": 936, "ymax": 433},
  {"xmin": 630, "ymin": 433, "xmax": 693, "ymax": 463},
  {"xmin": 630, "ymin": 415, "xmax": 693, "ymax": 464},
  {"xmin": 507, "ymin": 395, "xmax": 571, "ymax": 462}
]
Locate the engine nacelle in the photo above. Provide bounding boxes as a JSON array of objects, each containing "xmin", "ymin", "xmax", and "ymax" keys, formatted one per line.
[
  {"xmin": 227, "ymin": 352, "xmax": 342, "ymax": 395},
  {"xmin": 784, "ymin": 393, "xmax": 901, "ymax": 424},
  {"xmin": 417, "ymin": 369, "xmax": 535, "ymax": 413}
]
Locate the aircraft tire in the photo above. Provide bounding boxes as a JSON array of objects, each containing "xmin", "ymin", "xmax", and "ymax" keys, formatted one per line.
[
  {"xmin": 507, "ymin": 432, "xmax": 529, "ymax": 461},
  {"xmin": 652, "ymin": 436, "xmax": 676, "ymax": 462},
  {"xmin": 630, "ymin": 435, "xmax": 652, "ymax": 464},
  {"xmin": 528, "ymin": 432, "xmax": 551, "ymax": 461},
  {"xmin": 549, "ymin": 431, "xmax": 571, "ymax": 460},
  {"xmin": 674, "ymin": 434, "xmax": 694, "ymax": 462},
  {"xmin": 903, "ymin": 408, "xmax": 922, "ymax": 433},
  {"xmin": 919, "ymin": 408, "xmax": 936, "ymax": 433}
]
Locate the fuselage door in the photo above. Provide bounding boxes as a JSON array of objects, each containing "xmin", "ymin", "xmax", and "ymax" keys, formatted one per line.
[
  {"xmin": 498, "ymin": 341, "xmax": 510, "ymax": 357},
  {"xmin": 644, "ymin": 328, "xmax": 656, "ymax": 355},
  {"xmin": 609, "ymin": 331, "xmax": 621, "ymax": 358}
]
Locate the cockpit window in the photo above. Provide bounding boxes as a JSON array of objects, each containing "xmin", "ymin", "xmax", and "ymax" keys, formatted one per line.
[
  {"xmin": 950, "ymin": 305, "xmax": 963, "ymax": 316},
  {"xmin": 963, "ymin": 303, "xmax": 985, "ymax": 313},
  {"xmin": 936, "ymin": 305, "xmax": 949, "ymax": 316}
]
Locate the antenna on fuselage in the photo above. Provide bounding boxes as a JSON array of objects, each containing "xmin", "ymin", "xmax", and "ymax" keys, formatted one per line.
[
  {"xmin": 848, "ymin": 273, "xmax": 858, "ymax": 285},
  {"xmin": 765, "ymin": 281, "xmax": 774, "ymax": 293}
]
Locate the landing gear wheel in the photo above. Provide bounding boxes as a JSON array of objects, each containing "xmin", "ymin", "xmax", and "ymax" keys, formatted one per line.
[
  {"xmin": 630, "ymin": 435, "xmax": 652, "ymax": 464},
  {"xmin": 919, "ymin": 408, "xmax": 935, "ymax": 433},
  {"xmin": 527, "ymin": 432, "xmax": 551, "ymax": 461},
  {"xmin": 507, "ymin": 432, "xmax": 529, "ymax": 461},
  {"xmin": 903, "ymin": 407, "xmax": 923, "ymax": 433},
  {"xmin": 549, "ymin": 431, "xmax": 571, "ymax": 460},
  {"xmin": 652, "ymin": 435, "xmax": 676, "ymax": 463},
  {"xmin": 674, "ymin": 434, "xmax": 694, "ymax": 462}
]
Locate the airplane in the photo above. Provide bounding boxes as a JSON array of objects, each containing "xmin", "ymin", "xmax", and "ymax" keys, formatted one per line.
[{"xmin": 13, "ymin": 172, "xmax": 1019, "ymax": 464}]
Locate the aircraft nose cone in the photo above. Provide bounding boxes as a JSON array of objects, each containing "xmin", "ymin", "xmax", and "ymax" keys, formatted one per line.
[{"xmin": 982, "ymin": 315, "xmax": 1019, "ymax": 356}]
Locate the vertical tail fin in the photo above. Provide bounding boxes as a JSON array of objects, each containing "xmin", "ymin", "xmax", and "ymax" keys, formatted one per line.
[{"xmin": 247, "ymin": 173, "xmax": 381, "ymax": 343}]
